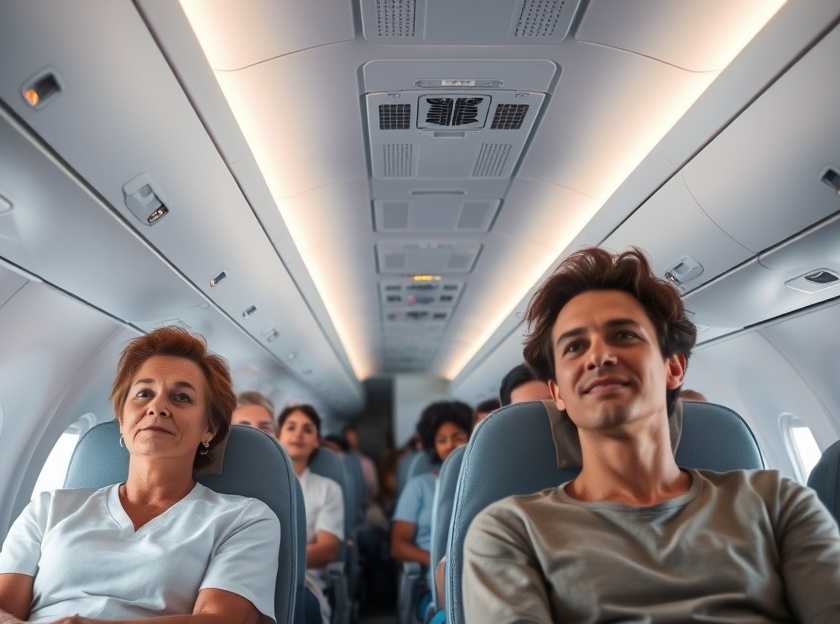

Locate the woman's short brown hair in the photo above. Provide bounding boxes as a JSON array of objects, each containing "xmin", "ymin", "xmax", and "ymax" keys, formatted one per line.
[
  {"xmin": 523, "ymin": 247, "xmax": 697, "ymax": 416},
  {"xmin": 111, "ymin": 326, "xmax": 236, "ymax": 470}
]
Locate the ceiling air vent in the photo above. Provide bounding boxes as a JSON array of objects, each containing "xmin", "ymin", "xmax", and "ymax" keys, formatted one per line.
[
  {"xmin": 379, "ymin": 104, "xmax": 411, "ymax": 130},
  {"xmin": 473, "ymin": 143, "xmax": 513, "ymax": 177},
  {"xmin": 514, "ymin": 0, "xmax": 567, "ymax": 38},
  {"xmin": 491, "ymin": 104, "xmax": 530, "ymax": 130},
  {"xmin": 418, "ymin": 95, "xmax": 491, "ymax": 130}
]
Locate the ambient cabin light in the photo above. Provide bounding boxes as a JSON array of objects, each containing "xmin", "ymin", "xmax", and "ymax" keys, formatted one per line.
[
  {"xmin": 440, "ymin": 1, "xmax": 787, "ymax": 380},
  {"xmin": 22, "ymin": 88, "xmax": 39, "ymax": 107},
  {"xmin": 412, "ymin": 274, "xmax": 442, "ymax": 282}
]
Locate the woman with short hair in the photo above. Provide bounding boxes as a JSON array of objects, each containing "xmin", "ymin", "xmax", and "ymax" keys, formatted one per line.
[
  {"xmin": 277, "ymin": 404, "xmax": 344, "ymax": 624},
  {"xmin": 0, "ymin": 327, "xmax": 280, "ymax": 624}
]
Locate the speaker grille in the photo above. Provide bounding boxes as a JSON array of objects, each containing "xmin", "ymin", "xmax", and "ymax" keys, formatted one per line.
[
  {"xmin": 383, "ymin": 144, "xmax": 413, "ymax": 177},
  {"xmin": 376, "ymin": 0, "xmax": 416, "ymax": 37},
  {"xmin": 472, "ymin": 143, "xmax": 512, "ymax": 177},
  {"xmin": 514, "ymin": 0, "xmax": 566, "ymax": 38}
]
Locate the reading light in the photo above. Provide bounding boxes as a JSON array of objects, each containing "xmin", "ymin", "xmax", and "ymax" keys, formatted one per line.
[{"xmin": 412, "ymin": 274, "xmax": 442, "ymax": 282}]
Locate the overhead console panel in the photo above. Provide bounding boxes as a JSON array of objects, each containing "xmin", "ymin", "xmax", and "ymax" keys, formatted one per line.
[{"xmin": 360, "ymin": 0, "xmax": 580, "ymax": 44}]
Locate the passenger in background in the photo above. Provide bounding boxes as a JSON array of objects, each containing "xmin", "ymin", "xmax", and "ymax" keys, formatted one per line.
[
  {"xmin": 344, "ymin": 423, "xmax": 380, "ymax": 501},
  {"xmin": 473, "ymin": 398, "xmax": 501, "ymax": 426},
  {"xmin": 277, "ymin": 404, "xmax": 344, "ymax": 624},
  {"xmin": 232, "ymin": 390, "xmax": 276, "ymax": 435},
  {"xmin": 0, "ymin": 327, "xmax": 279, "ymax": 623},
  {"xmin": 391, "ymin": 402, "xmax": 471, "ymax": 567},
  {"xmin": 679, "ymin": 388, "xmax": 707, "ymax": 401},
  {"xmin": 463, "ymin": 247, "xmax": 840, "ymax": 622},
  {"xmin": 498, "ymin": 363, "xmax": 552, "ymax": 406},
  {"xmin": 321, "ymin": 433, "xmax": 350, "ymax": 454}
]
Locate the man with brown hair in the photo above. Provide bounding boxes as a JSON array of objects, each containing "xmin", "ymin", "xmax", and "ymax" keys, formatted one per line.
[{"xmin": 463, "ymin": 247, "xmax": 840, "ymax": 623}]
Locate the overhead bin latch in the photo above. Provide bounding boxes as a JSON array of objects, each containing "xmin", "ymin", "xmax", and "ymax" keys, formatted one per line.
[
  {"xmin": 664, "ymin": 256, "xmax": 704, "ymax": 290},
  {"xmin": 123, "ymin": 174, "xmax": 171, "ymax": 226}
]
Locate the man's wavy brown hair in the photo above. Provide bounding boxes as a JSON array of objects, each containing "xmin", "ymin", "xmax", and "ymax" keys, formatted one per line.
[
  {"xmin": 523, "ymin": 247, "xmax": 697, "ymax": 417},
  {"xmin": 111, "ymin": 326, "xmax": 235, "ymax": 470}
]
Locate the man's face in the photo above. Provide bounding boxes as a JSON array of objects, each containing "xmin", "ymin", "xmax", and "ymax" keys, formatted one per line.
[
  {"xmin": 548, "ymin": 290, "xmax": 685, "ymax": 432},
  {"xmin": 232, "ymin": 404, "xmax": 275, "ymax": 435},
  {"xmin": 509, "ymin": 380, "xmax": 552, "ymax": 404}
]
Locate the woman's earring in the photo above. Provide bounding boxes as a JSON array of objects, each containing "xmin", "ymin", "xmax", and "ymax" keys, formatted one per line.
[
  {"xmin": 119, "ymin": 435, "xmax": 125, "ymax": 448},
  {"xmin": 199, "ymin": 441, "xmax": 210, "ymax": 456}
]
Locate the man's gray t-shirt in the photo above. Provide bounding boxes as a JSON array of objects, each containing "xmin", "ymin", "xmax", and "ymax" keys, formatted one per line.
[{"xmin": 463, "ymin": 469, "xmax": 840, "ymax": 623}]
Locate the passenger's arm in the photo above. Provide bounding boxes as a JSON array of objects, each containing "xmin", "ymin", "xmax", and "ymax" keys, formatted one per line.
[
  {"xmin": 390, "ymin": 520, "xmax": 430, "ymax": 566},
  {"xmin": 306, "ymin": 530, "xmax": 342, "ymax": 569},
  {"xmin": 434, "ymin": 557, "xmax": 446, "ymax": 608},
  {"xmin": 776, "ymin": 479, "xmax": 840, "ymax": 622},
  {"xmin": 462, "ymin": 507, "xmax": 553, "ymax": 624},
  {"xmin": 0, "ymin": 573, "xmax": 32, "ymax": 622}
]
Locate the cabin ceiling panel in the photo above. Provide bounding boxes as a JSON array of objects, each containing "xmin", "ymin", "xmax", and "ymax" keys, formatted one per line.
[
  {"xmin": 0, "ymin": 267, "xmax": 27, "ymax": 312},
  {"xmin": 516, "ymin": 42, "xmax": 710, "ymax": 199},
  {"xmin": 360, "ymin": 0, "xmax": 581, "ymax": 44},
  {"xmin": 213, "ymin": 44, "xmax": 369, "ymax": 200},
  {"xmin": 0, "ymin": 1, "xmax": 362, "ymax": 412},
  {"xmin": 602, "ymin": 173, "xmax": 753, "ymax": 293},
  {"xmin": 178, "ymin": 0, "xmax": 356, "ymax": 71},
  {"xmin": 575, "ymin": 0, "xmax": 780, "ymax": 72},
  {"xmin": 682, "ymin": 24, "xmax": 840, "ymax": 254}
]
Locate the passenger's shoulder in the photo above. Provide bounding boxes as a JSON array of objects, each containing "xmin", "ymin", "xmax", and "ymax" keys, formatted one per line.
[
  {"xmin": 696, "ymin": 468, "xmax": 795, "ymax": 493},
  {"xmin": 472, "ymin": 487, "xmax": 562, "ymax": 530}
]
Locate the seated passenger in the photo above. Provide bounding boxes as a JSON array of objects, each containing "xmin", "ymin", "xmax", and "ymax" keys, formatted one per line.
[
  {"xmin": 276, "ymin": 404, "xmax": 344, "ymax": 624},
  {"xmin": 232, "ymin": 390, "xmax": 276, "ymax": 435},
  {"xmin": 0, "ymin": 327, "xmax": 280, "ymax": 623},
  {"xmin": 391, "ymin": 402, "xmax": 471, "ymax": 568},
  {"xmin": 343, "ymin": 423, "xmax": 380, "ymax": 502},
  {"xmin": 472, "ymin": 398, "xmax": 501, "ymax": 426},
  {"xmin": 498, "ymin": 363, "xmax": 552, "ymax": 406},
  {"xmin": 463, "ymin": 248, "xmax": 840, "ymax": 622}
]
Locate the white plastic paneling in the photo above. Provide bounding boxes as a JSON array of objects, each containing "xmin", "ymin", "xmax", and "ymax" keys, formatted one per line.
[
  {"xmin": 375, "ymin": 197, "xmax": 500, "ymax": 233},
  {"xmin": 0, "ymin": 268, "xmax": 27, "ymax": 311},
  {"xmin": 0, "ymin": 2, "xmax": 363, "ymax": 412},
  {"xmin": 602, "ymin": 174, "xmax": 752, "ymax": 292},
  {"xmin": 361, "ymin": 0, "xmax": 580, "ymax": 44},
  {"xmin": 362, "ymin": 59, "xmax": 558, "ymax": 93},
  {"xmin": 376, "ymin": 241, "xmax": 482, "ymax": 275},
  {"xmin": 179, "ymin": 0, "xmax": 355, "ymax": 71},
  {"xmin": 686, "ymin": 331, "xmax": 832, "ymax": 479},
  {"xmin": 683, "ymin": 24, "xmax": 840, "ymax": 253},
  {"xmin": 576, "ymin": 0, "xmax": 779, "ymax": 72}
]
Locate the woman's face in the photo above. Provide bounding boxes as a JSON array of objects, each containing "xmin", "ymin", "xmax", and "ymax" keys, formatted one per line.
[
  {"xmin": 434, "ymin": 421, "xmax": 469, "ymax": 463},
  {"xmin": 277, "ymin": 410, "xmax": 319, "ymax": 463},
  {"xmin": 119, "ymin": 355, "xmax": 213, "ymax": 465}
]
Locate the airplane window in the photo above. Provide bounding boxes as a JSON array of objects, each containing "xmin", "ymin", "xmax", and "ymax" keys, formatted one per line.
[
  {"xmin": 781, "ymin": 414, "xmax": 821, "ymax": 483},
  {"xmin": 31, "ymin": 431, "xmax": 80, "ymax": 497}
]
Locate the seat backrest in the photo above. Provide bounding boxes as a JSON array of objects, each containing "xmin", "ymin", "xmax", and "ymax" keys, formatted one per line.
[
  {"xmin": 308, "ymin": 447, "xmax": 352, "ymax": 544},
  {"xmin": 64, "ymin": 421, "xmax": 302, "ymax": 624},
  {"xmin": 343, "ymin": 452, "xmax": 367, "ymax": 529},
  {"xmin": 407, "ymin": 451, "xmax": 435, "ymax": 482},
  {"xmin": 444, "ymin": 399, "xmax": 764, "ymax": 624},
  {"xmin": 430, "ymin": 445, "xmax": 465, "ymax": 610},
  {"xmin": 808, "ymin": 439, "xmax": 840, "ymax": 524}
]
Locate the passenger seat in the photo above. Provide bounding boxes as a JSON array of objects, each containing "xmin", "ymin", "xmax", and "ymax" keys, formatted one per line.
[{"xmin": 808, "ymin": 439, "xmax": 840, "ymax": 524}]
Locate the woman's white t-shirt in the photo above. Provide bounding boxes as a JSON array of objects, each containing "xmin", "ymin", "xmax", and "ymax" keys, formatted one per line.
[{"xmin": 0, "ymin": 483, "xmax": 280, "ymax": 623}]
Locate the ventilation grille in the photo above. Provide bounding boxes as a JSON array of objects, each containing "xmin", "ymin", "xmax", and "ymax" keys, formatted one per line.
[
  {"xmin": 491, "ymin": 104, "xmax": 530, "ymax": 129},
  {"xmin": 473, "ymin": 143, "xmax": 512, "ymax": 177},
  {"xmin": 376, "ymin": 0, "xmax": 416, "ymax": 37},
  {"xmin": 425, "ymin": 98, "xmax": 454, "ymax": 127},
  {"xmin": 419, "ymin": 95, "xmax": 491, "ymax": 129},
  {"xmin": 379, "ymin": 104, "xmax": 411, "ymax": 130},
  {"xmin": 514, "ymin": 0, "xmax": 566, "ymax": 38},
  {"xmin": 383, "ymin": 144, "xmax": 413, "ymax": 177}
]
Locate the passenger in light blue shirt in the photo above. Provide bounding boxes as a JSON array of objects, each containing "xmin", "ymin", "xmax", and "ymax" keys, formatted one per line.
[{"xmin": 391, "ymin": 401, "xmax": 472, "ymax": 567}]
